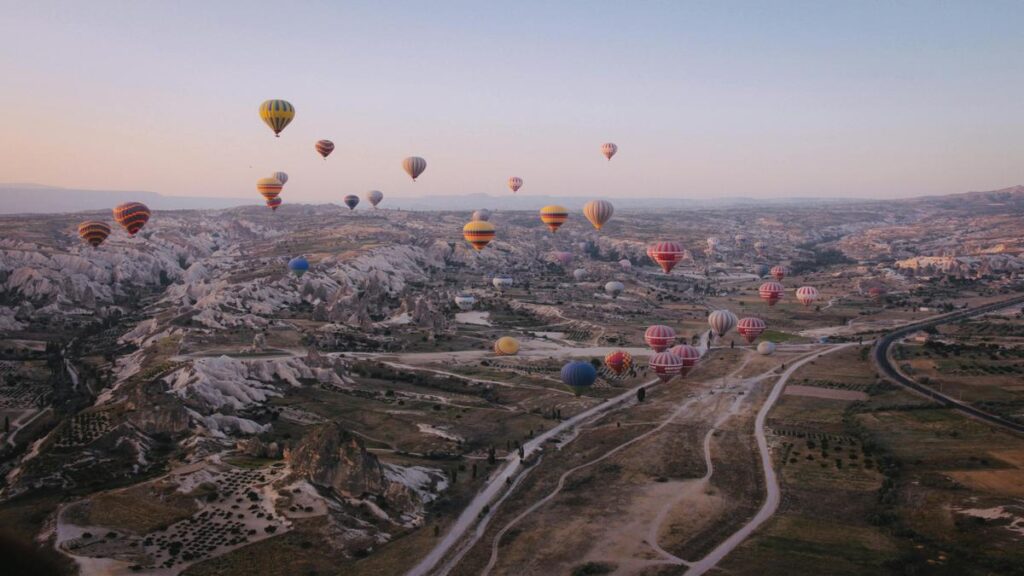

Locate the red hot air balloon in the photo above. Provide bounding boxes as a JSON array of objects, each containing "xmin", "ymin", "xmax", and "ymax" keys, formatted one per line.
[
  {"xmin": 649, "ymin": 351, "xmax": 682, "ymax": 382},
  {"xmin": 78, "ymin": 221, "xmax": 111, "ymax": 248},
  {"xmin": 648, "ymin": 241, "xmax": 686, "ymax": 274},
  {"xmin": 315, "ymin": 140, "xmax": 335, "ymax": 159},
  {"xmin": 770, "ymin": 265, "xmax": 788, "ymax": 281},
  {"xmin": 669, "ymin": 344, "xmax": 701, "ymax": 377},
  {"xmin": 113, "ymin": 202, "xmax": 151, "ymax": 236},
  {"xmin": 795, "ymin": 286, "xmax": 819, "ymax": 307},
  {"xmin": 266, "ymin": 197, "xmax": 282, "ymax": 211},
  {"xmin": 759, "ymin": 281, "xmax": 784, "ymax": 306},
  {"xmin": 644, "ymin": 325, "xmax": 676, "ymax": 352},
  {"xmin": 604, "ymin": 350, "xmax": 633, "ymax": 375},
  {"xmin": 737, "ymin": 317, "xmax": 767, "ymax": 344}
]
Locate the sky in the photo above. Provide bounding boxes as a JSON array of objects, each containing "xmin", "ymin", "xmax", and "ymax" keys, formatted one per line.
[{"xmin": 1, "ymin": 0, "xmax": 1022, "ymax": 202}]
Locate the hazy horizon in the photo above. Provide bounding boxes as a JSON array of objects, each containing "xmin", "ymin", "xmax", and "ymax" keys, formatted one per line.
[{"xmin": 2, "ymin": 1, "xmax": 1023, "ymax": 202}]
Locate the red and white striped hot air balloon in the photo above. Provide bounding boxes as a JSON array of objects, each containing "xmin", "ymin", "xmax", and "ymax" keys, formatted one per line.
[
  {"xmin": 708, "ymin": 309, "xmax": 738, "ymax": 337},
  {"xmin": 508, "ymin": 176, "xmax": 523, "ymax": 193},
  {"xmin": 737, "ymin": 317, "xmax": 767, "ymax": 344},
  {"xmin": 795, "ymin": 286, "xmax": 820, "ymax": 307},
  {"xmin": 644, "ymin": 325, "xmax": 676, "ymax": 352},
  {"xmin": 601, "ymin": 142, "xmax": 618, "ymax": 161},
  {"xmin": 648, "ymin": 241, "xmax": 686, "ymax": 274},
  {"xmin": 669, "ymin": 344, "xmax": 701, "ymax": 377},
  {"xmin": 649, "ymin": 351, "xmax": 682, "ymax": 383},
  {"xmin": 770, "ymin": 265, "xmax": 788, "ymax": 281},
  {"xmin": 759, "ymin": 281, "xmax": 784, "ymax": 306},
  {"xmin": 315, "ymin": 139, "xmax": 334, "ymax": 159}
]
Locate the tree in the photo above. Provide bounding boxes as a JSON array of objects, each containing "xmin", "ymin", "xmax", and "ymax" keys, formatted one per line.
[{"xmin": 636, "ymin": 387, "xmax": 646, "ymax": 402}]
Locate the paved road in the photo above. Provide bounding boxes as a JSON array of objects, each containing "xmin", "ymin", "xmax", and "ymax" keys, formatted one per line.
[{"xmin": 872, "ymin": 295, "xmax": 1024, "ymax": 435}]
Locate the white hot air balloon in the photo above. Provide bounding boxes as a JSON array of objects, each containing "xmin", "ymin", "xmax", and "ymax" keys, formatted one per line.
[{"xmin": 604, "ymin": 281, "xmax": 625, "ymax": 298}]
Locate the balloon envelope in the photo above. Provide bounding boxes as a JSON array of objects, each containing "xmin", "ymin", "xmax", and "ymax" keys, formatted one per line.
[
  {"xmin": 604, "ymin": 350, "xmax": 633, "ymax": 375},
  {"xmin": 708, "ymin": 309, "xmax": 738, "ymax": 337},
  {"xmin": 604, "ymin": 281, "xmax": 625, "ymax": 297},
  {"xmin": 315, "ymin": 140, "xmax": 335, "ymax": 159},
  {"xmin": 271, "ymin": 171, "xmax": 288, "ymax": 186},
  {"xmin": 737, "ymin": 317, "xmax": 767, "ymax": 344},
  {"xmin": 472, "ymin": 209, "xmax": 491, "ymax": 222},
  {"xmin": 463, "ymin": 220, "xmax": 495, "ymax": 251},
  {"xmin": 259, "ymin": 99, "xmax": 294, "ymax": 136},
  {"xmin": 508, "ymin": 176, "xmax": 523, "ymax": 193},
  {"xmin": 112, "ymin": 202, "xmax": 151, "ymax": 236},
  {"xmin": 494, "ymin": 336, "xmax": 520, "ymax": 356},
  {"xmin": 403, "ymin": 156, "xmax": 427, "ymax": 181},
  {"xmin": 288, "ymin": 256, "xmax": 309, "ymax": 277},
  {"xmin": 343, "ymin": 195, "xmax": 359, "ymax": 210},
  {"xmin": 366, "ymin": 190, "xmax": 384, "ymax": 207},
  {"xmin": 582, "ymin": 200, "xmax": 614, "ymax": 230},
  {"xmin": 644, "ymin": 325, "xmax": 676, "ymax": 352},
  {"xmin": 601, "ymin": 142, "xmax": 618, "ymax": 160},
  {"xmin": 78, "ymin": 221, "xmax": 111, "ymax": 248},
  {"xmin": 540, "ymin": 205, "xmax": 569, "ymax": 232},
  {"xmin": 561, "ymin": 361, "xmax": 597, "ymax": 390}
]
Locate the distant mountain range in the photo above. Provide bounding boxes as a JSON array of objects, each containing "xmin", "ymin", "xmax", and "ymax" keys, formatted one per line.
[{"xmin": 1, "ymin": 182, "xmax": 1021, "ymax": 215}]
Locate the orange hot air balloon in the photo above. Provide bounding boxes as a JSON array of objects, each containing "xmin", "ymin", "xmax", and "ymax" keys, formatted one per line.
[
  {"xmin": 78, "ymin": 221, "xmax": 111, "ymax": 248},
  {"xmin": 604, "ymin": 350, "xmax": 633, "ymax": 375},
  {"xmin": 539, "ymin": 205, "xmax": 568, "ymax": 232},
  {"xmin": 257, "ymin": 177, "xmax": 283, "ymax": 201},
  {"xmin": 463, "ymin": 220, "xmax": 495, "ymax": 251},
  {"xmin": 112, "ymin": 202, "xmax": 151, "ymax": 236}
]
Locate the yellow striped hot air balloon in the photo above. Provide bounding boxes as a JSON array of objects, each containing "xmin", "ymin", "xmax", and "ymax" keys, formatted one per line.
[
  {"xmin": 463, "ymin": 220, "xmax": 495, "ymax": 251},
  {"xmin": 259, "ymin": 100, "xmax": 295, "ymax": 137},
  {"xmin": 112, "ymin": 202, "xmax": 151, "ymax": 236},
  {"xmin": 582, "ymin": 200, "xmax": 614, "ymax": 230},
  {"xmin": 494, "ymin": 336, "xmax": 520, "ymax": 356},
  {"xmin": 539, "ymin": 205, "xmax": 568, "ymax": 232},
  {"xmin": 257, "ymin": 177, "xmax": 283, "ymax": 201},
  {"xmin": 78, "ymin": 221, "xmax": 111, "ymax": 248}
]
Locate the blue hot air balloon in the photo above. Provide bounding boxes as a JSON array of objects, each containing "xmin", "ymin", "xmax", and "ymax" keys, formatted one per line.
[
  {"xmin": 754, "ymin": 264, "xmax": 770, "ymax": 278},
  {"xmin": 561, "ymin": 361, "xmax": 597, "ymax": 393},
  {"xmin": 288, "ymin": 256, "xmax": 309, "ymax": 277}
]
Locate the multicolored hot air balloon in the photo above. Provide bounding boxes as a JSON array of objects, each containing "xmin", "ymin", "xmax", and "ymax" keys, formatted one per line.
[
  {"xmin": 366, "ymin": 190, "xmax": 384, "ymax": 208},
  {"xmin": 708, "ymin": 309, "xmax": 738, "ymax": 337},
  {"xmin": 604, "ymin": 350, "xmax": 633, "ymax": 375},
  {"xmin": 601, "ymin": 142, "xmax": 618, "ymax": 161},
  {"xmin": 78, "ymin": 221, "xmax": 111, "ymax": 248},
  {"xmin": 669, "ymin": 344, "xmax": 701, "ymax": 377},
  {"xmin": 572, "ymin": 268, "xmax": 587, "ymax": 282},
  {"xmin": 271, "ymin": 171, "xmax": 289, "ymax": 186},
  {"xmin": 649, "ymin": 352, "xmax": 682, "ymax": 383},
  {"xmin": 463, "ymin": 220, "xmax": 495, "ymax": 251},
  {"xmin": 343, "ymin": 195, "xmax": 359, "ymax": 210},
  {"xmin": 644, "ymin": 325, "xmax": 676, "ymax": 352},
  {"xmin": 257, "ymin": 177, "xmax": 283, "ymax": 201},
  {"xmin": 259, "ymin": 99, "xmax": 294, "ymax": 137},
  {"xmin": 757, "ymin": 341, "xmax": 776, "ymax": 355},
  {"xmin": 759, "ymin": 281, "xmax": 784, "ymax": 306},
  {"xmin": 492, "ymin": 275, "xmax": 514, "ymax": 290},
  {"xmin": 454, "ymin": 293, "xmax": 476, "ymax": 311},
  {"xmin": 582, "ymin": 200, "xmax": 614, "ymax": 231},
  {"xmin": 266, "ymin": 197, "xmax": 282, "ymax": 211},
  {"xmin": 604, "ymin": 281, "xmax": 625, "ymax": 298},
  {"xmin": 648, "ymin": 241, "xmax": 686, "ymax": 274},
  {"xmin": 796, "ymin": 286, "xmax": 820, "ymax": 307},
  {"xmin": 113, "ymin": 202, "xmax": 150, "ymax": 236},
  {"xmin": 539, "ymin": 205, "xmax": 569, "ymax": 232},
  {"xmin": 494, "ymin": 336, "xmax": 520, "ymax": 356},
  {"xmin": 508, "ymin": 177, "xmax": 523, "ymax": 193},
  {"xmin": 770, "ymin": 265, "xmax": 788, "ymax": 281},
  {"xmin": 549, "ymin": 251, "xmax": 574, "ymax": 266},
  {"xmin": 472, "ymin": 209, "xmax": 491, "ymax": 222},
  {"xmin": 737, "ymin": 317, "xmax": 767, "ymax": 344},
  {"xmin": 403, "ymin": 156, "xmax": 427, "ymax": 181},
  {"xmin": 288, "ymin": 256, "xmax": 309, "ymax": 278},
  {"xmin": 315, "ymin": 140, "xmax": 335, "ymax": 159},
  {"xmin": 561, "ymin": 361, "xmax": 597, "ymax": 393}
]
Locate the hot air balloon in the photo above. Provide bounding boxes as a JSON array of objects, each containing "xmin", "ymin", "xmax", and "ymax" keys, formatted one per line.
[
  {"xmin": 759, "ymin": 281, "xmax": 784, "ymax": 306},
  {"xmin": 573, "ymin": 268, "xmax": 587, "ymax": 282},
  {"xmin": 669, "ymin": 344, "xmax": 701, "ymax": 377},
  {"xmin": 112, "ymin": 202, "xmax": 151, "ymax": 236},
  {"xmin": 561, "ymin": 361, "xmax": 597, "ymax": 393},
  {"xmin": 271, "ymin": 171, "xmax": 289, "ymax": 186},
  {"xmin": 288, "ymin": 256, "xmax": 309, "ymax": 278},
  {"xmin": 343, "ymin": 195, "xmax": 359, "ymax": 210},
  {"xmin": 540, "ymin": 205, "xmax": 569, "ymax": 232},
  {"xmin": 754, "ymin": 264, "xmax": 770, "ymax": 278},
  {"xmin": 754, "ymin": 240, "xmax": 768, "ymax": 257},
  {"xmin": 463, "ymin": 220, "xmax": 495, "ymax": 251},
  {"xmin": 492, "ymin": 275, "xmax": 514, "ymax": 290},
  {"xmin": 601, "ymin": 142, "xmax": 618, "ymax": 161},
  {"xmin": 770, "ymin": 265, "xmax": 788, "ymax": 281},
  {"xmin": 508, "ymin": 177, "xmax": 523, "ymax": 193},
  {"xmin": 737, "ymin": 317, "xmax": 767, "ymax": 344},
  {"xmin": 549, "ymin": 251, "xmax": 574, "ymax": 266},
  {"xmin": 648, "ymin": 241, "xmax": 686, "ymax": 274},
  {"xmin": 796, "ymin": 286, "xmax": 820, "ymax": 307},
  {"xmin": 454, "ymin": 293, "xmax": 476, "ymax": 311},
  {"xmin": 734, "ymin": 234, "xmax": 748, "ymax": 247},
  {"xmin": 259, "ymin": 99, "xmax": 294, "ymax": 137},
  {"xmin": 366, "ymin": 190, "xmax": 384, "ymax": 207},
  {"xmin": 649, "ymin": 352, "xmax": 682, "ymax": 383},
  {"xmin": 604, "ymin": 350, "xmax": 633, "ymax": 375},
  {"xmin": 472, "ymin": 209, "xmax": 492, "ymax": 222},
  {"xmin": 757, "ymin": 341, "xmax": 776, "ymax": 356},
  {"xmin": 706, "ymin": 237, "xmax": 720, "ymax": 252},
  {"xmin": 315, "ymin": 140, "xmax": 335, "ymax": 159},
  {"xmin": 494, "ymin": 336, "xmax": 520, "ymax": 356},
  {"xmin": 582, "ymin": 200, "xmax": 614, "ymax": 231},
  {"xmin": 78, "ymin": 221, "xmax": 111, "ymax": 248},
  {"xmin": 619, "ymin": 259, "xmax": 632, "ymax": 272},
  {"xmin": 403, "ymin": 156, "xmax": 427, "ymax": 181},
  {"xmin": 257, "ymin": 177, "xmax": 283, "ymax": 201},
  {"xmin": 266, "ymin": 197, "xmax": 282, "ymax": 211},
  {"xmin": 644, "ymin": 325, "xmax": 676, "ymax": 352},
  {"xmin": 708, "ymin": 309, "xmax": 738, "ymax": 337},
  {"xmin": 868, "ymin": 286, "xmax": 887, "ymax": 302},
  {"xmin": 604, "ymin": 281, "xmax": 625, "ymax": 298}
]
